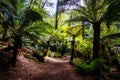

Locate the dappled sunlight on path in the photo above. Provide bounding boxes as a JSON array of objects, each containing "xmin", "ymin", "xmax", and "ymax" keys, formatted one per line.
[
  {"xmin": 33, "ymin": 55, "xmax": 83, "ymax": 80},
  {"xmin": 2, "ymin": 55, "xmax": 88, "ymax": 80},
  {"xmin": 44, "ymin": 56, "xmax": 70, "ymax": 63}
]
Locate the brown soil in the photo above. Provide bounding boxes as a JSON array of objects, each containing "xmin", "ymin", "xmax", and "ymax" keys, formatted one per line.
[
  {"xmin": 0, "ymin": 52, "xmax": 120, "ymax": 80},
  {"xmin": 8, "ymin": 56, "xmax": 87, "ymax": 80},
  {"xmin": 0, "ymin": 54, "xmax": 89, "ymax": 80}
]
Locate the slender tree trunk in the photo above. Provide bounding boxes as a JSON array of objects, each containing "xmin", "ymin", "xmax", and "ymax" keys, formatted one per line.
[
  {"xmin": 10, "ymin": 35, "xmax": 21, "ymax": 66},
  {"xmin": 28, "ymin": 0, "xmax": 34, "ymax": 9},
  {"xmin": 41, "ymin": 0, "xmax": 48, "ymax": 9},
  {"xmin": 53, "ymin": 40, "xmax": 57, "ymax": 51},
  {"xmin": 55, "ymin": 0, "xmax": 59, "ymax": 29},
  {"xmin": 82, "ymin": 21, "xmax": 85, "ymax": 40},
  {"xmin": 70, "ymin": 35, "xmax": 75, "ymax": 63},
  {"xmin": 43, "ymin": 40, "xmax": 50, "ymax": 57},
  {"xmin": 106, "ymin": 21, "xmax": 110, "ymax": 32},
  {"xmin": 61, "ymin": 40, "xmax": 67, "ymax": 56},
  {"xmin": 100, "ymin": 43, "xmax": 109, "ymax": 60},
  {"xmin": 92, "ymin": 21, "xmax": 101, "ymax": 60}
]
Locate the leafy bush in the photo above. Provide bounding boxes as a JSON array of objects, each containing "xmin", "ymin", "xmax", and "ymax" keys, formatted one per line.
[
  {"xmin": 49, "ymin": 51, "xmax": 61, "ymax": 58},
  {"xmin": 73, "ymin": 58, "xmax": 103, "ymax": 74},
  {"xmin": 89, "ymin": 58, "xmax": 103, "ymax": 71},
  {"xmin": 103, "ymin": 65, "xmax": 110, "ymax": 72},
  {"xmin": 76, "ymin": 38, "xmax": 93, "ymax": 60}
]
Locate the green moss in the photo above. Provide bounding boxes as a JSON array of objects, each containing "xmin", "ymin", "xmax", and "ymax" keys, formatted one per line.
[{"xmin": 72, "ymin": 58, "xmax": 103, "ymax": 74}]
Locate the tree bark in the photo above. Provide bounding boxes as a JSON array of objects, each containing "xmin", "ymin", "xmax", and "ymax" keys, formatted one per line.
[
  {"xmin": 106, "ymin": 21, "xmax": 110, "ymax": 32},
  {"xmin": 43, "ymin": 40, "xmax": 50, "ymax": 57},
  {"xmin": 82, "ymin": 21, "xmax": 85, "ymax": 40},
  {"xmin": 55, "ymin": 0, "xmax": 59, "ymax": 29},
  {"xmin": 92, "ymin": 21, "xmax": 101, "ymax": 60},
  {"xmin": 11, "ymin": 35, "xmax": 21, "ymax": 66},
  {"xmin": 41, "ymin": 0, "xmax": 48, "ymax": 9},
  {"xmin": 70, "ymin": 35, "xmax": 75, "ymax": 63}
]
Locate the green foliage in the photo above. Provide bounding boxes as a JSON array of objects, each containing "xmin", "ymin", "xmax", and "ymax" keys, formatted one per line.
[
  {"xmin": 1, "ymin": 0, "xmax": 120, "ymax": 69},
  {"xmin": 0, "ymin": 0, "xmax": 14, "ymax": 12},
  {"xmin": 67, "ymin": 25, "xmax": 82, "ymax": 37},
  {"xmin": 74, "ymin": 58, "xmax": 90, "ymax": 71},
  {"xmin": 101, "ymin": 24, "xmax": 120, "ymax": 38},
  {"xmin": 53, "ymin": 52, "xmax": 61, "ymax": 57},
  {"xmin": 21, "ymin": 20, "xmax": 53, "ymax": 49},
  {"xmin": 73, "ymin": 58, "xmax": 103, "ymax": 73},
  {"xmin": 76, "ymin": 38, "xmax": 92, "ymax": 60},
  {"xmin": 24, "ymin": 9, "xmax": 43, "ymax": 22},
  {"xmin": 103, "ymin": 65, "xmax": 110, "ymax": 71},
  {"xmin": 89, "ymin": 58, "xmax": 103, "ymax": 71}
]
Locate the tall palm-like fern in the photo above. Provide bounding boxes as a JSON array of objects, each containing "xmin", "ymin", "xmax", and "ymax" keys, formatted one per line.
[
  {"xmin": 0, "ymin": 0, "xmax": 52, "ymax": 66},
  {"xmin": 67, "ymin": 25, "xmax": 82, "ymax": 63},
  {"xmin": 10, "ymin": 9, "xmax": 43, "ymax": 66},
  {"xmin": 78, "ymin": 0, "xmax": 120, "ymax": 59},
  {"xmin": 62, "ymin": 0, "xmax": 120, "ymax": 60}
]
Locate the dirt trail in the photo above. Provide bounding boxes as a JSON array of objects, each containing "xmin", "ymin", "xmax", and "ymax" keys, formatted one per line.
[
  {"xmin": 3, "ymin": 55, "xmax": 89, "ymax": 80},
  {"xmin": 0, "ymin": 51, "xmax": 119, "ymax": 80}
]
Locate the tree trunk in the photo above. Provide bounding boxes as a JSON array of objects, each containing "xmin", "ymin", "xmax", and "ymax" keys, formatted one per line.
[
  {"xmin": 92, "ymin": 21, "xmax": 101, "ymax": 60},
  {"xmin": 82, "ymin": 21, "xmax": 85, "ymax": 40},
  {"xmin": 10, "ymin": 35, "xmax": 21, "ymax": 66},
  {"xmin": 53, "ymin": 40, "xmax": 57, "ymax": 51},
  {"xmin": 61, "ymin": 40, "xmax": 67, "ymax": 56},
  {"xmin": 92, "ymin": 22, "xmax": 102, "ymax": 75},
  {"xmin": 55, "ymin": 0, "xmax": 59, "ymax": 29},
  {"xmin": 70, "ymin": 35, "xmax": 75, "ymax": 63},
  {"xmin": 106, "ymin": 21, "xmax": 110, "ymax": 32},
  {"xmin": 41, "ymin": 0, "xmax": 48, "ymax": 9},
  {"xmin": 100, "ymin": 43, "xmax": 109, "ymax": 60},
  {"xmin": 43, "ymin": 40, "xmax": 50, "ymax": 57}
]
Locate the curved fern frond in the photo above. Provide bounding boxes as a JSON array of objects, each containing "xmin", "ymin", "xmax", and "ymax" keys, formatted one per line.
[{"xmin": 102, "ymin": 33, "xmax": 120, "ymax": 40}]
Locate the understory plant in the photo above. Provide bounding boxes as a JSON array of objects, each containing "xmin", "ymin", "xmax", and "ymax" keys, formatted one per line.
[{"xmin": 72, "ymin": 58, "xmax": 110, "ymax": 75}]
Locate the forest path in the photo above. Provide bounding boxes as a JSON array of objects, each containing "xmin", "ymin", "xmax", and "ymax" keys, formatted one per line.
[
  {"xmin": 44, "ymin": 56, "xmax": 70, "ymax": 63},
  {"xmin": 0, "ymin": 51, "xmax": 119, "ymax": 80},
  {"xmin": 5, "ymin": 55, "xmax": 89, "ymax": 80}
]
